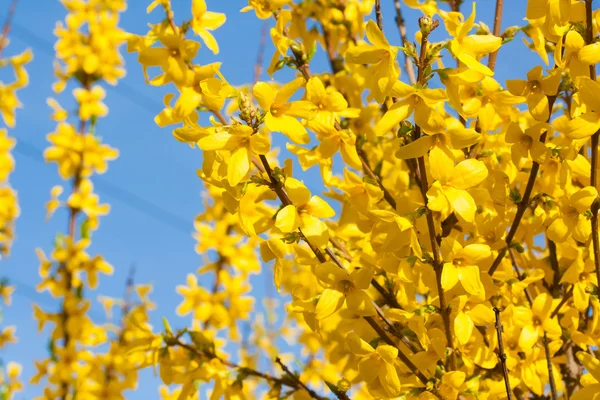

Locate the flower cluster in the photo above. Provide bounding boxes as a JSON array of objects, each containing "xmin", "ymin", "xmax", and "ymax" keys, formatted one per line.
[
  {"xmin": 88, "ymin": 0, "xmax": 600, "ymax": 398},
  {"xmin": 32, "ymin": 0, "xmax": 130, "ymax": 398}
]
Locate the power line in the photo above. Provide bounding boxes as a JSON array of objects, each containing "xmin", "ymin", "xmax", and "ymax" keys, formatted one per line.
[
  {"xmin": 3, "ymin": 16, "xmax": 164, "ymax": 116},
  {"xmin": 0, "ymin": 12, "xmax": 194, "ymax": 235},
  {"xmin": 15, "ymin": 140, "xmax": 192, "ymax": 234}
]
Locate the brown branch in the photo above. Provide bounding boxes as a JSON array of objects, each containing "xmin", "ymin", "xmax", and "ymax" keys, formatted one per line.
[
  {"xmin": 392, "ymin": 0, "xmax": 416, "ymax": 85},
  {"xmin": 253, "ymin": 21, "xmax": 269, "ymax": 86},
  {"xmin": 276, "ymin": 358, "xmax": 327, "ymax": 400},
  {"xmin": 486, "ymin": 0, "xmax": 504, "ymax": 72},
  {"xmin": 550, "ymin": 285, "xmax": 574, "ymax": 319},
  {"xmin": 374, "ymin": 0, "xmax": 384, "ymax": 32},
  {"xmin": 585, "ymin": 0, "xmax": 600, "ymax": 295},
  {"xmin": 412, "ymin": 26, "xmax": 455, "ymax": 369},
  {"xmin": 493, "ymin": 308, "xmax": 512, "ymax": 400},
  {"xmin": 543, "ymin": 332, "xmax": 559, "ymax": 400},
  {"xmin": 256, "ymin": 153, "xmax": 436, "ymax": 393},
  {"xmin": 488, "ymin": 96, "xmax": 556, "ymax": 275},
  {"xmin": 0, "ymin": 0, "xmax": 18, "ymax": 59},
  {"xmin": 547, "ymin": 237, "xmax": 560, "ymax": 293},
  {"xmin": 175, "ymin": 339, "xmax": 295, "ymax": 390}
]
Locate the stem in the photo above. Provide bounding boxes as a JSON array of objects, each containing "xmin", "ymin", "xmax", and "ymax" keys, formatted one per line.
[
  {"xmin": 392, "ymin": 0, "xmax": 416, "ymax": 85},
  {"xmin": 276, "ymin": 358, "xmax": 326, "ymax": 400},
  {"xmin": 585, "ymin": 0, "xmax": 600, "ymax": 290},
  {"xmin": 547, "ymin": 238, "xmax": 560, "ymax": 293},
  {"xmin": 413, "ymin": 28, "xmax": 455, "ymax": 368},
  {"xmin": 252, "ymin": 21, "xmax": 268, "ymax": 86},
  {"xmin": 374, "ymin": 0, "xmax": 384, "ymax": 32},
  {"xmin": 0, "ymin": 0, "xmax": 18, "ymax": 59},
  {"xmin": 550, "ymin": 285, "xmax": 574, "ymax": 319},
  {"xmin": 493, "ymin": 308, "xmax": 512, "ymax": 400},
  {"xmin": 257, "ymin": 154, "xmax": 435, "ymax": 391},
  {"xmin": 487, "ymin": 0, "xmax": 504, "ymax": 72},
  {"xmin": 543, "ymin": 332, "xmax": 559, "ymax": 400},
  {"xmin": 175, "ymin": 339, "xmax": 294, "ymax": 390},
  {"xmin": 489, "ymin": 96, "xmax": 556, "ymax": 275}
]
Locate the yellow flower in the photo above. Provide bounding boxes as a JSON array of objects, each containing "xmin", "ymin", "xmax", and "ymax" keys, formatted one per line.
[
  {"xmin": 73, "ymin": 86, "xmax": 108, "ymax": 121},
  {"xmin": 507, "ymin": 66, "xmax": 561, "ymax": 122},
  {"xmin": 275, "ymin": 178, "xmax": 335, "ymax": 248},
  {"xmin": 314, "ymin": 262, "xmax": 375, "ymax": 319},
  {"xmin": 190, "ymin": 0, "xmax": 226, "ymax": 54},
  {"xmin": 44, "ymin": 123, "xmax": 119, "ymax": 179},
  {"xmin": 443, "ymin": 3, "xmax": 502, "ymax": 76},
  {"xmin": 375, "ymin": 81, "xmax": 447, "ymax": 136},
  {"xmin": 516, "ymin": 293, "xmax": 561, "ymax": 349},
  {"xmin": 440, "ymin": 237, "xmax": 489, "ymax": 296},
  {"xmin": 253, "ymin": 78, "xmax": 316, "ymax": 144},
  {"xmin": 241, "ymin": 0, "xmax": 291, "ymax": 20},
  {"xmin": 450, "ymin": 295, "xmax": 494, "ymax": 345},
  {"xmin": 305, "ymin": 77, "xmax": 360, "ymax": 135},
  {"xmin": 572, "ymin": 352, "xmax": 600, "ymax": 400},
  {"xmin": 546, "ymin": 186, "xmax": 597, "ymax": 243},
  {"xmin": 567, "ymin": 77, "xmax": 600, "ymax": 139},
  {"xmin": 560, "ymin": 256, "xmax": 597, "ymax": 311},
  {"xmin": 504, "ymin": 122, "xmax": 550, "ymax": 166},
  {"xmin": 197, "ymin": 124, "xmax": 270, "ymax": 186},
  {"xmin": 347, "ymin": 332, "xmax": 401, "ymax": 398},
  {"xmin": 137, "ymin": 34, "xmax": 199, "ymax": 86},
  {"xmin": 345, "ymin": 20, "xmax": 399, "ymax": 103},
  {"xmin": 427, "ymin": 154, "xmax": 488, "ymax": 222}
]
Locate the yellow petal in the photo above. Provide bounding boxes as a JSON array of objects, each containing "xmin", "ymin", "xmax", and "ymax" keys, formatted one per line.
[
  {"xmin": 441, "ymin": 262, "xmax": 459, "ymax": 291},
  {"xmin": 466, "ymin": 304, "xmax": 495, "ymax": 325},
  {"xmin": 284, "ymin": 178, "xmax": 311, "ymax": 205},
  {"xmin": 448, "ymin": 159, "xmax": 488, "ymax": 190},
  {"xmin": 458, "ymin": 265, "xmax": 484, "ymax": 296},
  {"xmin": 228, "ymin": 147, "xmax": 249, "ymax": 186},
  {"xmin": 374, "ymin": 100, "xmax": 412, "ymax": 136},
  {"xmin": 527, "ymin": 92, "xmax": 550, "ymax": 122},
  {"xmin": 566, "ymin": 112, "xmax": 600, "ymax": 139},
  {"xmin": 346, "ymin": 289, "xmax": 376, "ymax": 316},
  {"xmin": 444, "ymin": 187, "xmax": 477, "ymax": 222},
  {"xmin": 454, "ymin": 311, "xmax": 474, "ymax": 345},
  {"xmin": 315, "ymin": 288, "xmax": 345, "ymax": 319},
  {"xmin": 253, "ymin": 82, "xmax": 276, "ymax": 110},
  {"xmin": 275, "ymin": 205, "xmax": 300, "ymax": 232},
  {"xmin": 395, "ymin": 136, "xmax": 434, "ymax": 160}
]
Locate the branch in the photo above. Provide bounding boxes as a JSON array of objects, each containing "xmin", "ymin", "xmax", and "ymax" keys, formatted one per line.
[
  {"xmin": 585, "ymin": 0, "xmax": 600, "ymax": 297},
  {"xmin": 493, "ymin": 308, "xmax": 512, "ymax": 400},
  {"xmin": 276, "ymin": 358, "xmax": 327, "ymax": 400},
  {"xmin": 486, "ymin": 0, "xmax": 504, "ymax": 72},
  {"xmin": 0, "ymin": 0, "xmax": 18, "ymax": 59},
  {"xmin": 392, "ymin": 0, "xmax": 416, "ymax": 85},
  {"xmin": 488, "ymin": 95, "xmax": 557, "ymax": 275},
  {"xmin": 412, "ymin": 24, "xmax": 455, "ymax": 369},
  {"xmin": 374, "ymin": 0, "xmax": 384, "ymax": 32},
  {"xmin": 175, "ymin": 339, "xmax": 296, "ymax": 391},
  {"xmin": 543, "ymin": 332, "xmax": 559, "ymax": 400}
]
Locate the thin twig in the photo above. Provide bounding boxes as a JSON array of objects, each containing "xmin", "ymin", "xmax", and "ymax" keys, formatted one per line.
[
  {"xmin": 276, "ymin": 358, "xmax": 326, "ymax": 400},
  {"xmin": 175, "ymin": 339, "xmax": 296, "ymax": 390},
  {"xmin": 374, "ymin": 0, "xmax": 384, "ymax": 32},
  {"xmin": 0, "ymin": 0, "xmax": 18, "ymax": 59},
  {"xmin": 493, "ymin": 308, "xmax": 512, "ymax": 400},
  {"xmin": 550, "ymin": 285, "xmax": 574, "ymax": 319},
  {"xmin": 392, "ymin": 0, "xmax": 416, "ymax": 84},
  {"xmin": 543, "ymin": 332, "xmax": 559, "ymax": 400},
  {"xmin": 252, "ymin": 21, "xmax": 269, "ymax": 86},
  {"xmin": 585, "ymin": 0, "xmax": 600, "ymax": 295},
  {"xmin": 412, "ymin": 26, "xmax": 455, "ymax": 369},
  {"xmin": 488, "ymin": 96, "xmax": 557, "ymax": 275},
  {"xmin": 487, "ymin": 0, "xmax": 504, "ymax": 72}
]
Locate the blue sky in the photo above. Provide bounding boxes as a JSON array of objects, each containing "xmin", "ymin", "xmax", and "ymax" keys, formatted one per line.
[{"xmin": 0, "ymin": 0, "xmax": 536, "ymax": 398}]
